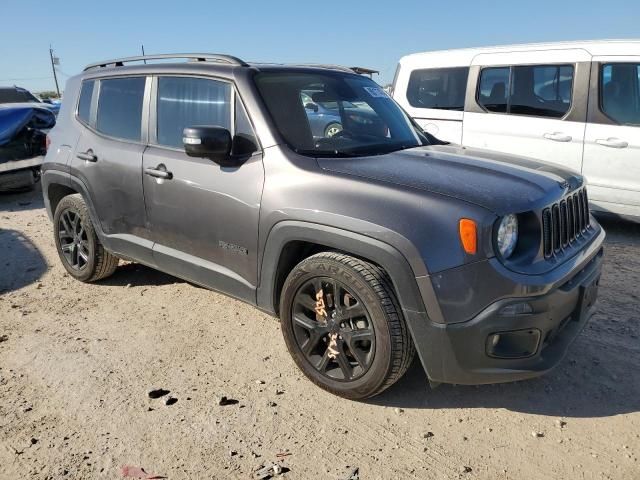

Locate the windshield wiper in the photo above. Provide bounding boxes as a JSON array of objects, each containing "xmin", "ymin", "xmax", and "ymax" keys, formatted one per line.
[{"xmin": 294, "ymin": 149, "xmax": 370, "ymax": 158}]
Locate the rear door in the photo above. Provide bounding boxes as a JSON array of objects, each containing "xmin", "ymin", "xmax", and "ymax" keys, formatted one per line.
[
  {"xmin": 583, "ymin": 58, "xmax": 640, "ymax": 216},
  {"xmin": 462, "ymin": 49, "xmax": 591, "ymax": 173},
  {"xmin": 71, "ymin": 75, "xmax": 153, "ymax": 263},
  {"xmin": 142, "ymin": 75, "xmax": 264, "ymax": 301}
]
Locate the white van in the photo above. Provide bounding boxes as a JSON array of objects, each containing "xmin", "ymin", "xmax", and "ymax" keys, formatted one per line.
[{"xmin": 393, "ymin": 40, "xmax": 640, "ymax": 219}]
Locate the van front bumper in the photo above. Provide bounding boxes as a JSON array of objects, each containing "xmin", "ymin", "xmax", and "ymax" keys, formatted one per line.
[{"xmin": 412, "ymin": 228, "xmax": 604, "ymax": 385}]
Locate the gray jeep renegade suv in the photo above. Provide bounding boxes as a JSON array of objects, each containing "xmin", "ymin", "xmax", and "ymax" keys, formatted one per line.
[{"xmin": 42, "ymin": 53, "xmax": 605, "ymax": 399}]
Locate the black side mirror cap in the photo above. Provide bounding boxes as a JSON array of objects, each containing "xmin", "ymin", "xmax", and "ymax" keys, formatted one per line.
[
  {"xmin": 183, "ymin": 126, "xmax": 232, "ymax": 164},
  {"xmin": 305, "ymin": 103, "xmax": 319, "ymax": 112}
]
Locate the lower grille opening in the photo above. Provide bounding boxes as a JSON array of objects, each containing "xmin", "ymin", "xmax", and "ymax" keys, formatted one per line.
[{"xmin": 486, "ymin": 329, "xmax": 541, "ymax": 359}]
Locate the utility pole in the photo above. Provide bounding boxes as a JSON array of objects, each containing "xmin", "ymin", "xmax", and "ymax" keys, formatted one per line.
[{"xmin": 49, "ymin": 45, "xmax": 60, "ymax": 97}]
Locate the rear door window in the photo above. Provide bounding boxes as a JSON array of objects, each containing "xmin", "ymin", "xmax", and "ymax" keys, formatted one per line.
[
  {"xmin": 600, "ymin": 63, "xmax": 640, "ymax": 125},
  {"xmin": 478, "ymin": 64, "xmax": 574, "ymax": 118},
  {"xmin": 477, "ymin": 67, "xmax": 510, "ymax": 113},
  {"xmin": 510, "ymin": 65, "xmax": 573, "ymax": 118},
  {"xmin": 406, "ymin": 67, "xmax": 469, "ymax": 110},
  {"xmin": 156, "ymin": 76, "xmax": 231, "ymax": 148},
  {"xmin": 96, "ymin": 77, "xmax": 146, "ymax": 141}
]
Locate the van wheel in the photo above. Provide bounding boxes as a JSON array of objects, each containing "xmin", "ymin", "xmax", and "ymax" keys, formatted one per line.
[
  {"xmin": 279, "ymin": 252, "xmax": 415, "ymax": 399},
  {"xmin": 53, "ymin": 194, "xmax": 119, "ymax": 282}
]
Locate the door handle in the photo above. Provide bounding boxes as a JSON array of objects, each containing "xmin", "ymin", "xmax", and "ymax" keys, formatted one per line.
[
  {"xmin": 145, "ymin": 165, "xmax": 173, "ymax": 180},
  {"xmin": 76, "ymin": 150, "xmax": 97, "ymax": 162},
  {"xmin": 596, "ymin": 138, "xmax": 629, "ymax": 149},
  {"xmin": 543, "ymin": 132, "xmax": 572, "ymax": 142}
]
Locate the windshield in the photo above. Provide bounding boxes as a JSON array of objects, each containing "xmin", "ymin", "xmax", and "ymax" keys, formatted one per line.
[
  {"xmin": 0, "ymin": 88, "xmax": 40, "ymax": 104},
  {"xmin": 255, "ymin": 71, "xmax": 431, "ymax": 157}
]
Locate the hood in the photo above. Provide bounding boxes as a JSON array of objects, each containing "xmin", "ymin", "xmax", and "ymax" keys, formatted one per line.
[{"xmin": 317, "ymin": 144, "xmax": 584, "ymax": 215}]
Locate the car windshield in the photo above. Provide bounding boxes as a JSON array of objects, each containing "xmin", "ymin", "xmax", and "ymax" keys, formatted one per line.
[
  {"xmin": 255, "ymin": 71, "xmax": 431, "ymax": 157},
  {"xmin": 0, "ymin": 88, "xmax": 40, "ymax": 104}
]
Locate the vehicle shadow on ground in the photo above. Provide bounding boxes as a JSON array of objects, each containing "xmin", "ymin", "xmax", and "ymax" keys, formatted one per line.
[
  {"xmin": 0, "ymin": 229, "xmax": 47, "ymax": 293},
  {"xmin": 0, "ymin": 185, "xmax": 44, "ymax": 212},
  {"xmin": 99, "ymin": 263, "xmax": 184, "ymax": 288},
  {"xmin": 369, "ymin": 348, "xmax": 640, "ymax": 419},
  {"xmin": 595, "ymin": 214, "xmax": 640, "ymax": 245}
]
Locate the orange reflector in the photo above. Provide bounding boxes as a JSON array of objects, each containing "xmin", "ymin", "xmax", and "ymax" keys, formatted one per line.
[{"xmin": 459, "ymin": 219, "xmax": 477, "ymax": 254}]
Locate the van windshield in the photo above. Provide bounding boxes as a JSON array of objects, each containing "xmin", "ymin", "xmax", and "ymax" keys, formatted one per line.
[{"xmin": 254, "ymin": 71, "xmax": 431, "ymax": 157}]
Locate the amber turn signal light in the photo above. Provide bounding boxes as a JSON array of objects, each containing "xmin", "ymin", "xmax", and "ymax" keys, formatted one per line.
[{"xmin": 459, "ymin": 219, "xmax": 477, "ymax": 254}]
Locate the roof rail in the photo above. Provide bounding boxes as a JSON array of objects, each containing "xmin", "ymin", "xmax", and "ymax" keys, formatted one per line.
[{"xmin": 83, "ymin": 53, "xmax": 248, "ymax": 71}]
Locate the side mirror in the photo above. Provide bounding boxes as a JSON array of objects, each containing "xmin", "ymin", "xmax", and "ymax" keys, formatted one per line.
[
  {"xmin": 305, "ymin": 103, "xmax": 319, "ymax": 112},
  {"xmin": 183, "ymin": 126, "xmax": 232, "ymax": 164}
]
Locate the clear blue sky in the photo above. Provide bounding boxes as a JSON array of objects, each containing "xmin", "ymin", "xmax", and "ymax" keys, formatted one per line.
[{"xmin": 1, "ymin": 0, "xmax": 638, "ymax": 93}]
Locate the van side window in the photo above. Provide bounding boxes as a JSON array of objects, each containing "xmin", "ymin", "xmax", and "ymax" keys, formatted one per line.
[
  {"xmin": 406, "ymin": 67, "xmax": 469, "ymax": 110},
  {"xmin": 510, "ymin": 65, "xmax": 573, "ymax": 118},
  {"xmin": 77, "ymin": 80, "xmax": 95, "ymax": 124},
  {"xmin": 478, "ymin": 67, "xmax": 509, "ymax": 113},
  {"xmin": 478, "ymin": 65, "xmax": 574, "ymax": 118},
  {"xmin": 600, "ymin": 63, "xmax": 640, "ymax": 125},
  {"xmin": 156, "ymin": 76, "xmax": 231, "ymax": 148},
  {"xmin": 96, "ymin": 77, "xmax": 145, "ymax": 141}
]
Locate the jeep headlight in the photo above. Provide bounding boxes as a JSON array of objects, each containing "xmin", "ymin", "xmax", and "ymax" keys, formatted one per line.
[{"xmin": 496, "ymin": 214, "xmax": 518, "ymax": 259}]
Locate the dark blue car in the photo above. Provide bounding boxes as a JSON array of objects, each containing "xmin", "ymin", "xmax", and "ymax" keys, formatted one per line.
[
  {"xmin": 0, "ymin": 86, "xmax": 61, "ymax": 116},
  {"xmin": 301, "ymin": 91, "xmax": 383, "ymax": 139}
]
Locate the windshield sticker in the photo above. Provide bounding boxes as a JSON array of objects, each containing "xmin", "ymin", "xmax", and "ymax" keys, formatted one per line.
[{"xmin": 363, "ymin": 86, "xmax": 389, "ymax": 98}]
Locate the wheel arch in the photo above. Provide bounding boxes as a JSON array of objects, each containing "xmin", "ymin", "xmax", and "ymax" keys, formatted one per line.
[
  {"xmin": 42, "ymin": 171, "xmax": 105, "ymax": 240},
  {"xmin": 257, "ymin": 221, "xmax": 428, "ymax": 317},
  {"xmin": 258, "ymin": 220, "xmax": 439, "ymax": 382}
]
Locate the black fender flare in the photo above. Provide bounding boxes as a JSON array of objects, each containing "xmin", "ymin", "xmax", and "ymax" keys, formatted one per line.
[
  {"xmin": 42, "ymin": 170, "xmax": 106, "ymax": 239},
  {"xmin": 257, "ymin": 220, "xmax": 438, "ymax": 380}
]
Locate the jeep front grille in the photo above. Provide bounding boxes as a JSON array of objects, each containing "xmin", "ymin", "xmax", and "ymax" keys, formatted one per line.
[{"xmin": 542, "ymin": 187, "xmax": 590, "ymax": 258}]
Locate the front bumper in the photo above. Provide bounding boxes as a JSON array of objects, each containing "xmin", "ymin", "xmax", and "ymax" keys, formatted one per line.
[{"xmin": 414, "ymin": 228, "xmax": 605, "ymax": 385}]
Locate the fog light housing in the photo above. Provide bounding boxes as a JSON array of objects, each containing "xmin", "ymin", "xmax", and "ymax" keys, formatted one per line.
[
  {"xmin": 499, "ymin": 302, "xmax": 533, "ymax": 316},
  {"xmin": 486, "ymin": 329, "xmax": 541, "ymax": 359}
]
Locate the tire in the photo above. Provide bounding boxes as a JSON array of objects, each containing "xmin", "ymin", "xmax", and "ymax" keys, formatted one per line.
[
  {"xmin": 279, "ymin": 252, "xmax": 415, "ymax": 399},
  {"xmin": 324, "ymin": 122, "xmax": 342, "ymax": 138},
  {"xmin": 53, "ymin": 194, "xmax": 119, "ymax": 282}
]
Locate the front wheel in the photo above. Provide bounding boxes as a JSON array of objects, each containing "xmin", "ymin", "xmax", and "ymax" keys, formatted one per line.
[
  {"xmin": 324, "ymin": 122, "xmax": 342, "ymax": 138},
  {"xmin": 279, "ymin": 252, "xmax": 415, "ymax": 399}
]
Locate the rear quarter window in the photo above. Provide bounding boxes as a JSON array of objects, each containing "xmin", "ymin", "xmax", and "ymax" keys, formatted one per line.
[
  {"xmin": 406, "ymin": 67, "xmax": 468, "ymax": 110},
  {"xmin": 77, "ymin": 80, "xmax": 95, "ymax": 124}
]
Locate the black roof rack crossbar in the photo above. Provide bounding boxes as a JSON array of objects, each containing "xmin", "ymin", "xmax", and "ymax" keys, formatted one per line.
[
  {"xmin": 295, "ymin": 63, "xmax": 356, "ymax": 73},
  {"xmin": 83, "ymin": 53, "xmax": 248, "ymax": 71}
]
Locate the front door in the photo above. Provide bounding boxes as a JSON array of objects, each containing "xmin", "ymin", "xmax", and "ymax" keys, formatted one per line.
[
  {"xmin": 142, "ymin": 75, "xmax": 264, "ymax": 302},
  {"xmin": 583, "ymin": 58, "xmax": 640, "ymax": 216}
]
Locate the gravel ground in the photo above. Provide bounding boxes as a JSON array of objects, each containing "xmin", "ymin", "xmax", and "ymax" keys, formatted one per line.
[{"xmin": 1, "ymin": 186, "xmax": 639, "ymax": 480}]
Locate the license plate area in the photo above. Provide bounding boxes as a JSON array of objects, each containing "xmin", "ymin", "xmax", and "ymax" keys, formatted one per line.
[{"xmin": 578, "ymin": 275, "xmax": 600, "ymax": 315}]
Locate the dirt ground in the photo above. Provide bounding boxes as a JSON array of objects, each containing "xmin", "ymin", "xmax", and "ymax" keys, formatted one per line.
[{"xmin": 0, "ymin": 185, "xmax": 638, "ymax": 480}]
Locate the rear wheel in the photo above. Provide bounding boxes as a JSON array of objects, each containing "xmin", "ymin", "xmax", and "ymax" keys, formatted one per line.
[
  {"xmin": 279, "ymin": 252, "xmax": 415, "ymax": 399},
  {"xmin": 53, "ymin": 194, "xmax": 118, "ymax": 282}
]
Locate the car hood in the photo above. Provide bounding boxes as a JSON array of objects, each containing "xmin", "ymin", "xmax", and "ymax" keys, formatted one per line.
[{"xmin": 317, "ymin": 144, "xmax": 584, "ymax": 215}]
